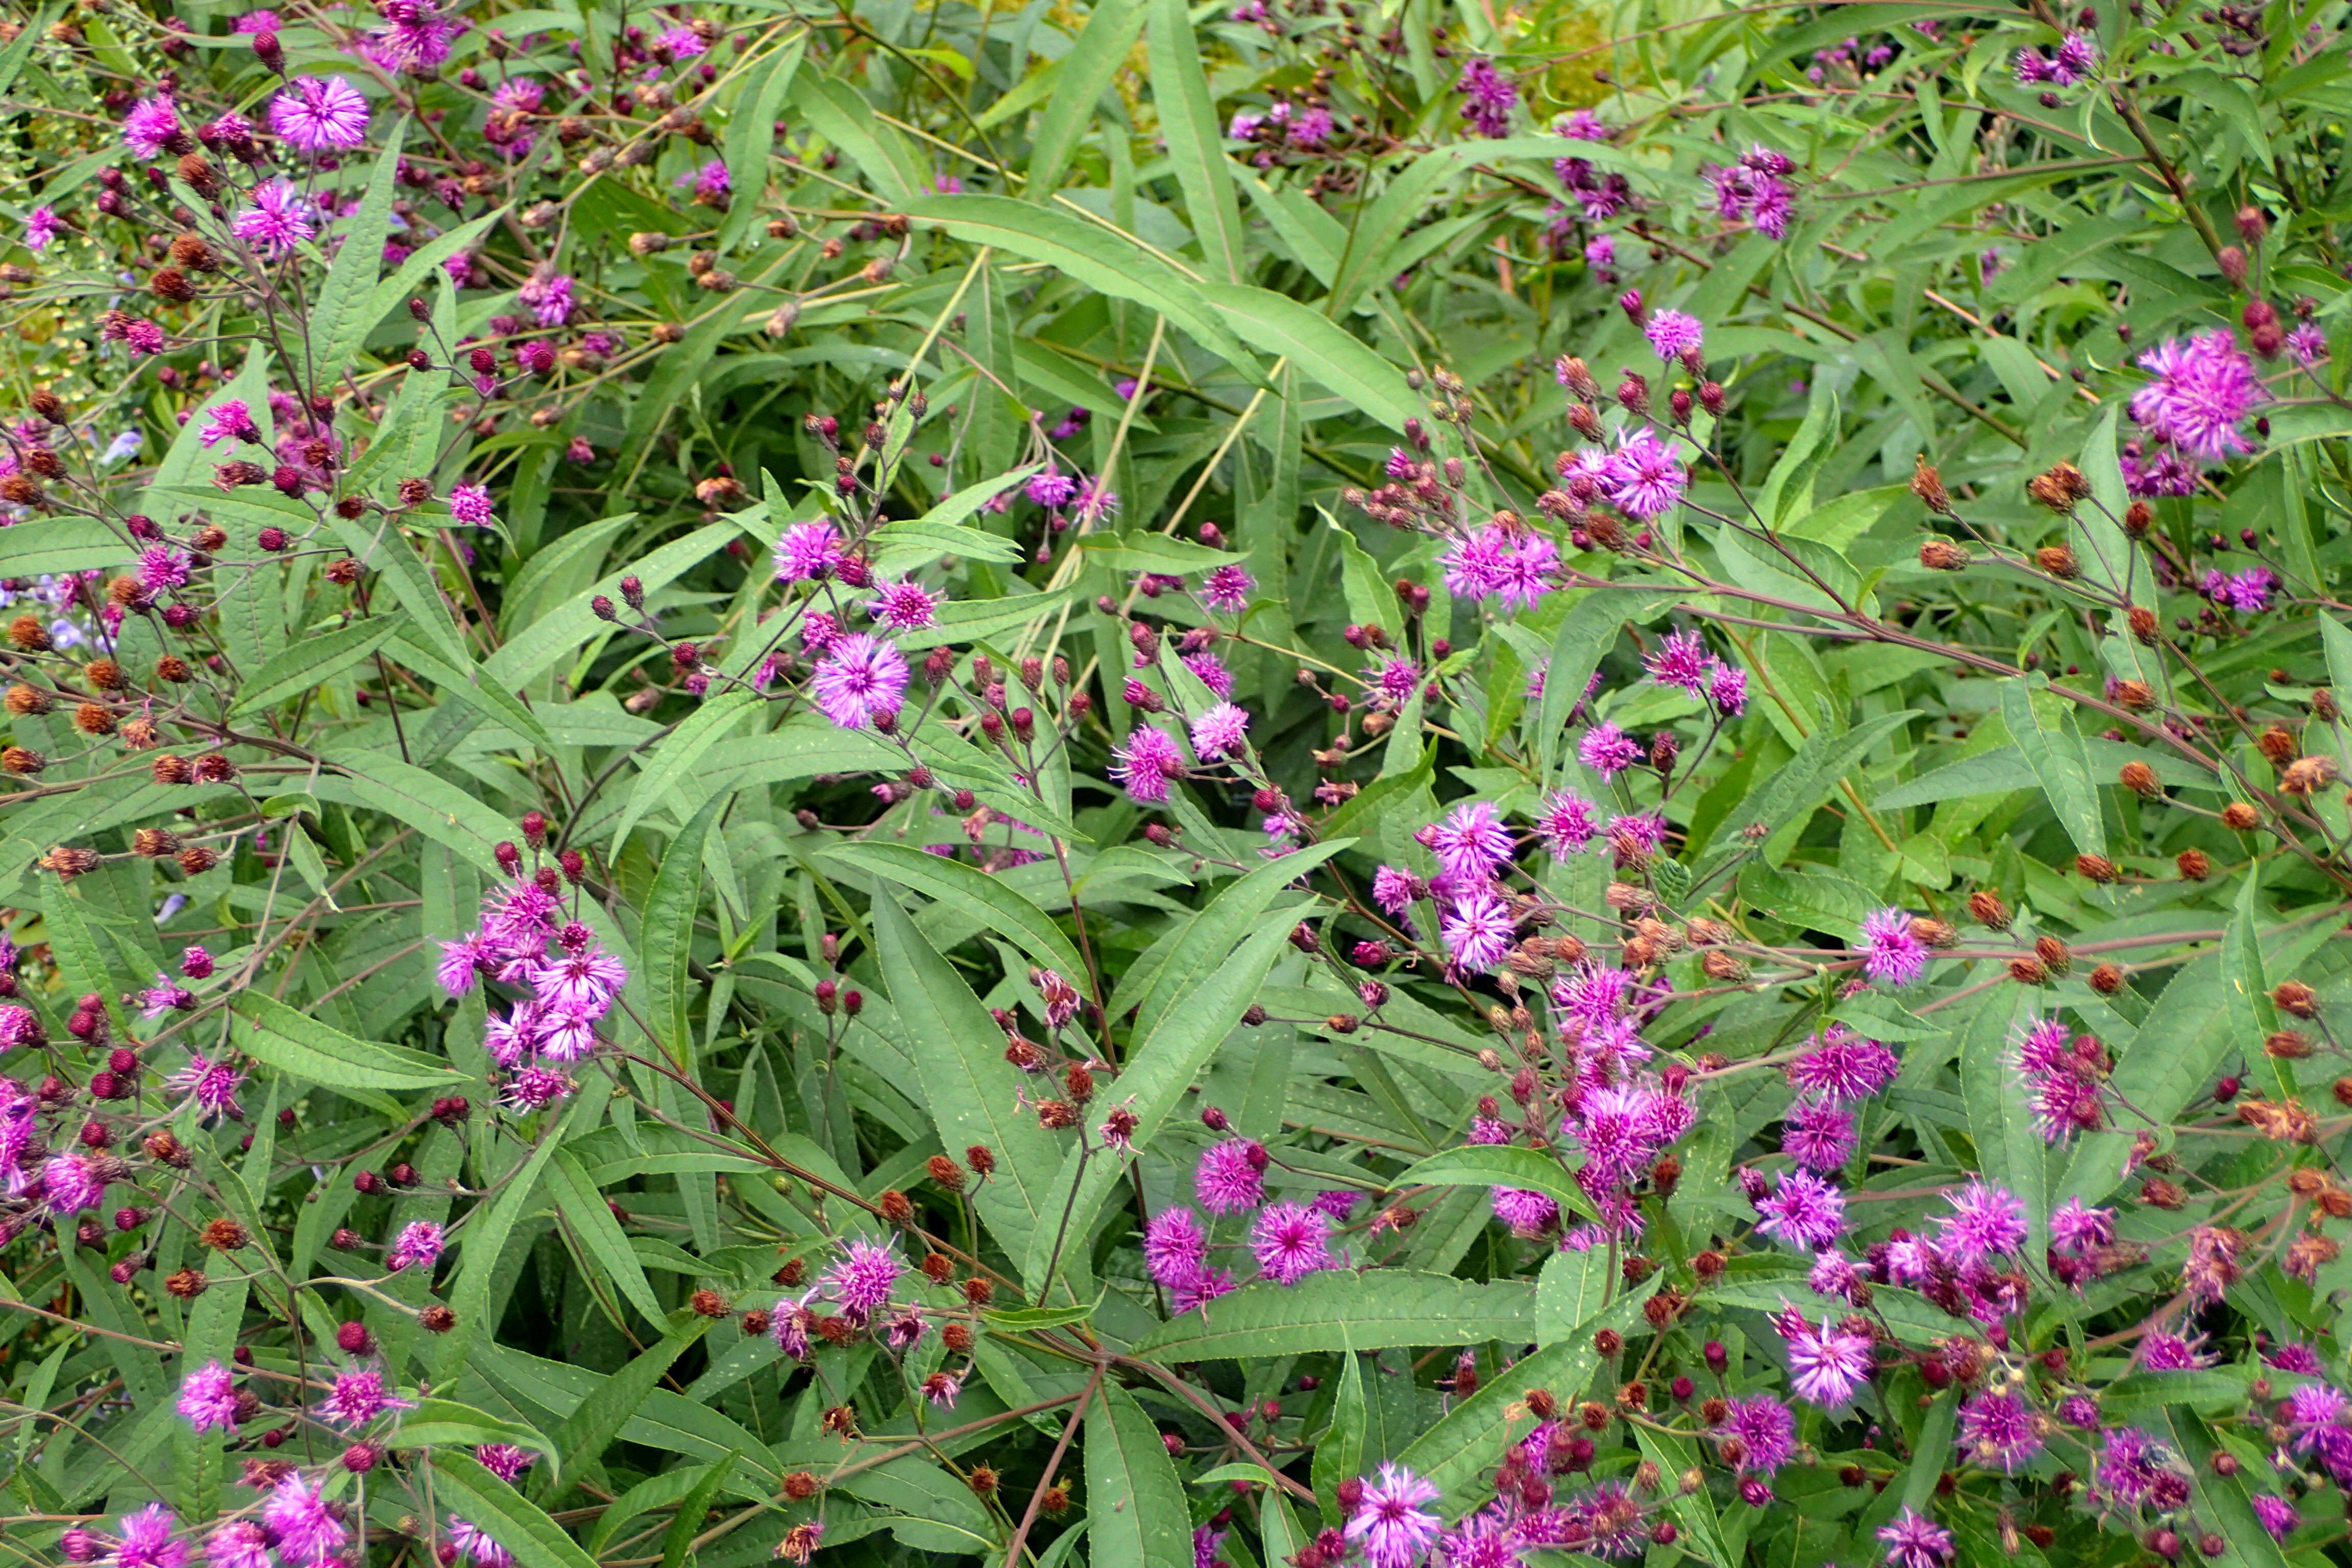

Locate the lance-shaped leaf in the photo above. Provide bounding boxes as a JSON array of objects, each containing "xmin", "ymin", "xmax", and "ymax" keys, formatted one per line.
[{"xmin": 1133, "ymin": 1271, "xmax": 1536, "ymax": 1360}]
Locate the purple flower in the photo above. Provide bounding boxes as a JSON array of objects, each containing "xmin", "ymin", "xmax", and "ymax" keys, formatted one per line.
[
  {"xmin": 1604, "ymin": 426, "xmax": 1686, "ymax": 519},
  {"xmin": 1441, "ymin": 890, "xmax": 1514, "ymax": 973},
  {"xmin": 318, "ymin": 1364, "xmax": 411, "ymax": 1427},
  {"xmin": 476, "ymin": 1443, "xmax": 534, "ymax": 1481},
  {"xmin": 821, "ymin": 1237, "xmax": 902, "ymax": 1318},
  {"xmin": 1754, "ymin": 1169, "xmax": 1846, "ymax": 1249},
  {"xmin": 690, "ymin": 159, "xmax": 730, "ymax": 204},
  {"xmin": 1196, "ymin": 1137, "xmax": 1267, "ymax": 1214},
  {"xmin": 2253, "ymin": 1495, "xmax": 2298, "ymax": 1542},
  {"xmin": 1026, "ymin": 470, "xmax": 1079, "ymax": 508},
  {"xmin": 2223, "ymin": 567, "xmax": 2275, "ymax": 613},
  {"xmin": 1716, "ymin": 1394, "xmax": 1795, "ymax": 1473},
  {"xmin": 115, "ymin": 1506, "xmax": 188, "ymax": 1568},
  {"xmin": 205, "ymin": 1524, "xmax": 270, "ymax": 1568},
  {"xmin": 1537, "ymin": 790, "xmax": 1598, "ymax": 857},
  {"xmin": 1371, "ymin": 866, "xmax": 1425, "ymax": 915},
  {"xmin": 865, "ymin": 579, "xmax": 940, "ymax": 631},
  {"xmin": 1189, "ymin": 701, "xmax": 1251, "ymax": 761},
  {"xmin": 1112, "ymin": 725, "xmax": 1183, "ymax": 804},
  {"xmin": 231, "ymin": 179, "xmax": 316, "ymax": 254},
  {"xmin": 268, "ymin": 77, "xmax": 371, "ymax": 151},
  {"xmin": 387, "ymin": 1219, "xmax": 446, "ymax": 1272},
  {"xmin": 1200, "ymin": 564, "xmax": 1254, "ymax": 614},
  {"xmin": 1491, "ymin": 1187, "xmax": 1559, "ymax": 1235},
  {"xmin": 1707, "ymin": 663, "xmax": 1748, "ymax": 714},
  {"xmin": 371, "ymin": 0, "xmax": 461, "ymax": 72},
  {"xmin": 1345, "ymin": 1464, "xmax": 1443, "ymax": 1568},
  {"xmin": 1170, "ymin": 1265, "xmax": 1235, "ymax": 1314},
  {"xmin": 449, "ymin": 484, "xmax": 494, "ymax": 525},
  {"xmin": 1858, "ymin": 907, "xmax": 1928, "ymax": 986},
  {"xmin": 1877, "ymin": 1508, "xmax": 1953, "ymax": 1568},
  {"xmin": 1578, "ymin": 722, "xmax": 1643, "ymax": 777},
  {"xmin": 1781, "ymin": 1312, "xmax": 1873, "ymax": 1407},
  {"xmin": 1933, "ymin": 1179, "xmax": 2025, "ymax": 1265},
  {"xmin": 124, "ymin": 96, "xmax": 183, "ymax": 159},
  {"xmin": 2095, "ymin": 1428, "xmax": 2163, "ymax": 1504},
  {"xmin": 1144, "ymin": 1207, "xmax": 1208, "ymax": 1286},
  {"xmin": 519, "ymin": 270, "xmax": 576, "ymax": 327},
  {"xmin": 2139, "ymin": 1330, "xmax": 2212, "ymax": 1370},
  {"xmin": 1643, "ymin": 629, "xmax": 1712, "ymax": 695},
  {"xmin": 134, "ymin": 545, "xmax": 192, "ymax": 595},
  {"xmin": 2268, "ymin": 1342, "xmax": 2325, "ymax": 1375},
  {"xmin": 1957, "ymin": 1389, "xmax": 2042, "ymax": 1471},
  {"xmin": 1781, "ymin": 1098, "xmax": 1855, "ymax": 1171},
  {"xmin": 26, "ymin": 206, "xmax": 58, "ymax": 251},
  {"xmin": 772, "ymin": 521, "xmax": 843, "ymax": 581},
  {"xmin": 448, "ymin": 1518, "xmax": 511, "ymax": 1568},
  {"xmin": 811, "ymin": 634, "xmax": 909, "ymax": 730},
  {"xmin": 2288, "ymin": 322, "xmax": 2327, "ymax": 365},
  {"xmin": 176, "ymin": 1362, "xmax": 240, "ymax": 1432},
  {"xmin": 199, "ymin": 400, "xmax": 260, "ymax": 449},
  {"xmin": 1182, "ymin": 649, "xmax": 1233, "ymax": 697},
  {"xmin": 2129, "ymin": 330, "xmax": 2262, "ymax": 460},
  {"xmin": 1452, "ymin": 58, "xmax": 1517, "ymax": 138},
  {"xmin": 502, "ymin": 1065, "xmax": 575, "ymax": 1111},
  {"xmin": 1249, "ymin": 1202, "xmax": 1334, "ymax": 1284},
  {"xmin": 1786, "ymin": 1027, "xmax": 1899, "ymax": 1102},
  {"xmin": 1364, "ymin": 655, "xmax": 1421, "ymax": 711},
  {"xmin": 167, "ymin": 1054, "xmax": 245, "ymax": 1119},
  {"xmin": 2052, "ymin": 29, "xmax": 2099, "ymax": 81},
  {"xmin": 1645, "ymin": 310, "xmax": 1704, "ymax": 362},
  {"xmin": 42, "ymin": 1152, "xmax": 104, "ymax": 1215},
  {"xmin": 1428, "ymin": 800, "xmax": 1513, "ymax": 883},
  {"xmin": 1562, "ymin": 108, "xmax": 1610, "ymax": 139}
]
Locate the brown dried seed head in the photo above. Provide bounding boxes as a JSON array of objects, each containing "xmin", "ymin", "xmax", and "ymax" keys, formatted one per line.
[
  {"xmin": 155, "ymin": 655, "xmax": 191, "ymax": 684},
  {"xmin": 2112, "ymin": 679, "xmax": 2154, "ymax": 710},
  {"xmin": 7, "ymin": 615, "xmax": 51, "ymax": 651},
  {"xmin": 2257, "ymin": 724, "xmax": 2298, "ymax": 767},
  {"xmin": 925, "ymin": 1153, "xmax": 966, "ymax": 1190},
  {"xmin": 2035, "ymin": 544, "xmax": 2079, "ymax": 578},
  {"xmin": 2265, "ymin": 1030, "xmax": 2313, "ymax": 1060},
  {"xmin": 73, "ymin": 702, "xmax": 115, "ymax": 736},
  {"xmin": 2035, "ymin": 935, "xmax": 2072, "ymax": 973},
  {"xmin": 1, "ymin": 746, "xmax": 44, "ymax": 774},
  {"xmin": 2176, "ymin": 848, "xmax": 2211, "ymax": 880},
  {"xmin": 689, "ymin": 1288, "xmax": 729, "ymax": 1317},
  {"xmin": 2139, "ymin": 1178, "xmax": 2186, "ymax": 1210},
  {"xmin": 2274, "ymin": 981, "xmax": 2318, "ymax": 1018},
  {"xmin": 132, "ymin": 828, "xmax": 182, "ymax": 857},
  {"xmin": 200, "ymin": 1217, "xmax": 248, "ymax": 1251},
  {"xmin": 145, "ymin": 1129, "xmax": 190, "ymax": 1166},
  {"xmin": 2119, "ymin": 761, "xmax": 2159, "ymax": 796},
  {"xmin": 2075, "ymin": 853, "xmax": 2117, "ymax": 884},
  {"xmin": 2281, "ymin": 755, "xmax": 2338, "ymax": 795},
  {"xmin": 6, "ymin": 683, "xmax": 52, "ymax": 715},
  {"xmin": 2089, "ymin": 963, "xmax": 2124, "ymax": 994},
  {"xmin": 40, "ymin": 845, "xmax": 100, "ymax": 879},
  {"xmin": 120, "ymin": 717, "xmax": 158, "ymax": 751},
  {"xmin": 1966, "ymin": 889, "xmax": 2011, "ymax": 929},
  {"xmin": 177, "ymin": 846, "xmax": 220, "ymax": 874},
  {"xmin": 1910, "ymin": 455, "xmax": 1951, "ymax": 514},
  {"xmin": 152, "ymin": 754, "xmax": 191, "ymax": 785},
  {"xmin": 1917, "ymin": 538, "xmax": 1970, "ymax": 571},
  {"xmin": 1701, "ymin": 949, "xmax": 1748, "ymax": 981},
  {"xmin": 2007, "ymin": 956, "xmax": 2048, "ymax": 986},
  {"xmin": 2221, "ymin": 801, "xmax": 2261, "ymax": 830},
  {"xmin": 164, "ymin": 1266, "xmax": 209, "ymax": 1298},
  {"xmin": 1909, "ymin": 917, "xmax": 1958, "ymax": 948},
  {"xmin": 2127, "ymin": 605, "xmax": 2159, "ymax": 644},
  {"xmin": 83, "ymin": 658, "xmax": 125, "ymax": 691}
]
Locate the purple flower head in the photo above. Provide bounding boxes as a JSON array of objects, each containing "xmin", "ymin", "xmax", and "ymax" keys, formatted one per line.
[
  {"xmin": 177, "ymin": 1362, "xmax": 240, "ymax": 1432},
  {"xmin": 1452, "ymin": 58, "xmax": 1517, "ymax": 138},
  {"xmin": 1196, "ymin": 1137, "xmax": 1267, "ymax": 1214},
  {"xmin": 1170, "ymin": 1265, "xmax": 1236, "ymax": 1314},
  {"xmin": 269, "ymin": 77, "xmax": 371, "ymax": 151},
  {"xmin": 866, "ymin": 579, "xmax": 940, "ymax": 630},
  {"xmin": 811, "ymin": 634, "xmax": 908, "ymax": 730},
  {"xmin": 1859, "ymin": 908, "xmax": 1928, "ymax": 986},
  {"xmin": 1201, "ymin": 564, "xmax": 1254, "ymax": 614},
  {"xmin": 1716, "ymin": 1394, "xmax": 1795, "ymax": 1474},
  {"xmin": 2288, "ymin": 322, "xmax": 2327, "ymax": 365},
  {"xmin": 1537, "ymin": 790, "xmax": 1599, "ymax": 857},
  {"xmin": 2129, "ymin": 330, "xmax": 2262, "ymax": 460},
  {"xmin": 167, "ymin": 1054, "xmax": 246, "ymax": 1119},
  {"xmin": 1786, "ymin": 1027, "xmax": 1899, "ymax": 1103},
  {"xmin": 1144, "ymin": 1207, "xmax": 1208, "ymax": 1286},
  {"xmin": 2052, "ymin": 30, "xmax": 2099, "ymax": 81},
  {"xmin": 1877, "ymin": 1508, "xmax": 1953, "ymax": 1568},
  {"xmin": 371, "ymin": 0, "xmax": 462, "ymax": 72},
  {"xmin": 1429, "ymin": 800, "xmax": 1514, "ymax": 883},
  {"xmin": 1643, "ymin": 629, "xmax": 1712, "ymax": 695},
  {"xmin": 232, "ymin": 179, "xmax": 317, "ymax": 254},
  {"xmin": 43, "ymin": 1153, "xmax": 105, "ymax": 1215},
  {"xmin": 2048, "ymin": 1196, "xmax": 2115, "ymax": 1255},
  {"xmin": 2254, "ymin": 1495, "xmax": 2299, "ymax": 1541},
  {"xmin": 386, "ymin": 1219, "xmax": 446, "ymax": 1272},
  {"xmin": 822, "ymin": 1236, "xmax": 902, "ymax": 1319},
  {"xmin": 1113, "ymin": 725, "xmax": 1183, "ymax": 804},
  {"xmin": 1189, "ymin": 701, "xmax": 1251, "ymax": 761},
  {"xmin": 124, "ymin": 96, "xmax": 183, "ymax": 159},
  {"xmin": 115, "ymin": 1506, "xmax": 187, "ymax": 1568},
  {"xmin": 319, "ymin": 1364, "xmax": 412, "ymax": 1427},
  {"xmin": 205, "ymin": 1524, "xmax": 269, "ymax": 1568},
  {"xmin": 1026, "ymin": 470, "xmax": 1078, "ymax": 508},
  {"xmin": 1182, "ymin": 649, "xmax": 1234, "ymax": 697},
  {"xmin": 1781, "ymin": 1098, "xmax": 1855, "ymax": 1171},
  {"xmin": 1491, "ymin": 1187, "xmax": 1559, "ymax": 1235},
  {"xmin": 200, "ymin": 400, "xmax": 260, "ymax": 449},
  {"xmin": 1371, "ymin": 865, "xmax": 1425, "ymax": 915},
  {"xmin": 2223, "ymin": 567, "xmax": 2275, "ymax": 614},
  {"xmin": 1441, "ymin": 890, "xmax": 1514, "ymax": 973},
  {"xmin": 1781, "ymin": 1312, "xmax": 1873, "ymax": 1407},
  {"xmin": 26, "ymin": 206, "xmax": 59, "ymax": 251},
  {"xmin": 1755, "ymin": 1169, "xmax": 1846, "ymax": 1249},
  {"xmin": 1933, "ymin": 1178, "xmax": 2026, "ymax": 1266},
  {"xmin": 449, "ymin": 1518, "xmax": 511, "ymax": 1568},
  {"xmin": 476, "ymin": 1443, "xmax": 534, "ymax": 1481},
  {"xmin": 2096, "ymin": 1427, "xmax": 2165, "ymax": 1504},
  {"xmin": 1250, "ymin": 1202, "xmax": 1334, "ymax": 1284},
  {"xmin": 772, "ymin": 521, "xmax": 843, "ymax": 582},
  {"xmin": 1604, "ymin": 426, "xmax": 1686, "ymax": 519},
  {"xmin": 2138, "ymin": 1330, "xmax": 2213, "ymax": 1371},
  {"xmin": 1345, "ymin": 1464, "xmax": 1443, "ymax": 1568},
  {"xmin": 518, "ymin": 270, "xmax": 576, "ymax": 328},
  {"xmin": 1957, "ymin": 1389, "xmax": 2042, "ymax": 1471},
  {"xmin": 1365, "ymin": 655, "xmax": 1421, "ymax": 712},
  {"xmin": 1645, "ymin": 310, "xmax": 1704, "ymax": 362},
  {"xmin": 2267, "ymin": 1341, "xmax": 2325, "ymax": 1375},
  {"xmin": 1578, "ymin": 722, "xmax": 1643, "ymax": 777}
]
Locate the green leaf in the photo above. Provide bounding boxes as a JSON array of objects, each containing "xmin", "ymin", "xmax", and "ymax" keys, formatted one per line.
[
  {"xmin": 979, "ymin": 1298, "xmax": 1102, "ymax": 1333},
  {"xmin": 718, "ymin": 35, "xmax": 804, "ymax": 250},
  {"xmin": 1310, "ymin": 1349, "xmax": 1365, "ymax": 1524},
  {"xmin": 2000, "ymin": 677, "xmax": 2107, "ymax": 856},
  {"xmin": 230, "ymin": 992, "xmax": 470, "ymax": 1092},
  {"xmin": 227, "ymin": 614, "xmax": 408, "ymax": 718},
  {"xmin": 1086, "ymin": 1382, "xmax": 1193, "ymax": 1567},
  {"xmin": 317, "ymin": 750, "xmax": 521, "ymax": 876},
  {"xmin": 904, "ymin": 194, "xmax": 1260, "ymax": 380},
  {"xmin": 319, "ymin": 507, "xmax": 473, "ymax": 673},
  {"xmin": 543, "ymin": 1315, "xmax": 716, "ymax": 1484},
  {"xmin": 432, "ymin": 1452, "xmax": 604, "ymax": 1568},
  {"xmin": 549, "ymin": 1147, "xmax": 667, "ymax": 1325},
  {"xmin": 362, "ymin": 209, "xmax": 505, "ymax": 350},
  {"xmin": 483, "ymin": 519, "xmax": 744, "ymax": 689},
  {"xmin": 1958, "ymin": 988, "xmax": 2046, "ymax": 1260},
  {"xmin": 2166, "ymin": 1413, "xmax": 2296, "ymax": 1568},
  {"xmin": 2321, "ymin": 613, "xmax": 2352, "ymax": 710},
  {"xmin": 1537, "ymin": 591, "xmax": 1678, "ymax": 778},
  {"xmin": 1210, "ymin": 288, "xmax": 1421, "ymax": 433},
  {"xmin": 872, "ymin": 895, "xmax": 1067, "ymax": 1261},
  {"xmin": 657, "ymin": 1451, "xmax": 738, "ymax": 1568},
  {"xmin": 384, "ymin": 632, "xmax": 557, "ymax": 753},
  {"xmin": 611, "ymin": 690, "xmax": 758, "ymax": 853},
  {"xmin": 308, "ymin": 118, "xmax": 410, "ymax": 384},
  {"xmin": 2058, "ymin": 952, "xmax": 2228, "ymax": 1205},
  {"xmin": 1025, "ymin": 0, "xmax": 1145, "ymax": 197},
  {"xmin": 1133, "ymin": 1271, "xmax": 1536, "ymax": 1359},
  {"xmin": 1078, "ymin": 530, "xmax": 1245, "ymax": 574},
  {"xmin": 642, "ymin": 795, "xmax": 723, "ymax": 1064},
  {"xmin": 825, "ymin": 839, "xmax": 1086, "ymax": 983},
  {"xmin": 1708, "ymin": 709, "xmax": 1919, "ymax": 872},
  {"xmin": 1391, "ymin": 1145, "xmax": 1597, "ymax": 1224},
  {"xmin": 392, "ymin": 1401, "xmax": 561, "ymax": 1479},
  {"xmin": 1144, "ymin": 0, "xmax": 1246, "ymax": 284},
  {"xmin": 0, "ymin": 517, "xmax": 128, "ymax": 575}
]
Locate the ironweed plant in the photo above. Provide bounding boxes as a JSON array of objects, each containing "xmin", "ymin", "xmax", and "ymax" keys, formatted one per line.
[{"xmin": 1, "ymin": 0, "xmax": 2351, "ymax": 1563}]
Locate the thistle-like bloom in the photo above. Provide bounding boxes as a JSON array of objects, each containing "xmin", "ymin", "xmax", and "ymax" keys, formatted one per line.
[
  {"xmin": 387, "ymin": 1219, "xmax": 446, "ymax": 1272},
  {"xmin": 1170, "ymin": 1265, "xmax": 1235, "ymax": 1314},
  {"xmin": 1196, "ymin": 1137, "xmax": 1268, "ymax": 1214},
  {"xmin": 1344, "ymin": 1464, "xmax": 1443, "ymax": 1568},
  {"xmin": 1189, "ymin": 701, "xmax": 1251, "ymax": 761},
  {"xmin": 520, "ymin": 272, "xmax": 577, "ymax": 326},
  {"xmin": 1112, "ymin": 725, "xmax": 1183, "ymax": 804},
  {"xmin": 1025, "ymin": 470, "xmax": 1077, "ymax": 508},
  {"xmin": 1452, "ymin": 57, "xmax": 1517, "ymax": 138},
  {"xmin": 1364, "ymin": 655, "xmax": 1421, "ymax": 711},
  {"xmin": 1370, "ymin": 866, "xmax": 1424, "ymax": 915},
  {"xmin": 1604, "ymin": 427, "xmax": 1686, "ymax": 519},
  {"xmin": 1441, "ymin": 890, "xmax": 1514, "ymax": 973},
  {"xmin": 205, "ymin": 1523, "xmax": 270, "ymax": 1568},
  {"xmin": 449, "ymin": 1517, "xmax": 512, "ymax": 1568},
  {"xmin": 1536, "ymin": 790, "xmax": 1598, "ymax": 857},
  {"xmin": 1643, "ymin": 629, "xmax": 1712, "ymax": 695},
  {"xmin": 319, "ymin": 1364, "xmax": 411, "ymax": 1427},
  {"xmin": 1144, "ymin": 1207, "xmax": 1208, "ymax": 1286},
  {"xmin": 450, "ymin": 485, "xmax": 494, "ymax": 525},
  {"xmin": 1491, "ymin": 1187, "xmax": 1559, "ymax": 1236},
  {"xmin": 1200, "ymin": 565, "xmax": 1254, "ymax": 614},
  {"xmin": 475, "ymin": 1443, "xmax": 534, "ymax": 1481},
  {"xmin": 772, "ymin": 521, "xmax": 843, "ymax": 581},
  {"xmin": 821, "ymin": 1237, "xmax": 902, "ymax": 1319},
  {"xmin": 264, "ymin": 1475, "xmax": 349, "ymax": 1566},
  {"xmin": 2139, "ymin": 1330, "xmax": 2213, "ymax": 1370},
  {"xmin": 1877, "ymin": 1508, "xmax": 1953, "ymax": 1568},
  {"xmin": 1858, "ymin": 908, "xmax": 1928, "ymax": 986},
  {"xmin": 811, "ymin": 634, "xmax": 908, "ymax": 730},
  {"xmin": 370, "ymin": 0, "xmax": 462, "ymax": 72},
  {"xmin": 123, "ymin": 96, "xmax": 183, "ymax": 159},
  {"xmin": 2095, "ymin": 1427, "xmax": 2162, "ymax": 1504},
  {"xmin": 176, "ymin": 1361, "xmax": 240, "ymax": 1432},
  {"xmin": 1428, "ymin": 800, "xmax": 1513, "ymax": 883},
  {"xmin": 1182, "ymin": 649, "xmax": 1234, "ymax": 698},
  {"xmin": 141, "ymin": 975, "xmax": 194, "ymax": 1019},
  {"xmin": 42, "ymin": 1152, "xmax": 105, "ymax": 1215},
  {"xmin": 200, "ymin": 401, "xmax": 260, "ymax": 448},
  {"xmin": 2254, "ymin": 1495, "xmax": 2299, "ymax": 1541},
  {"xmin": 1716, "ymin": 1394, "xmax": 1795, "ymax": 1473},
  {"xmin": 1933, "ymin": 1179, "xmax": 2025, "ymax": 1265},
  {"xmin": 502, "ymin": 1065, "xmax": 574, "ymax": 1111},
  {"xmin": 231, "ymin": 179, "xmax": 316, "ymax": 254},
  {"xmin": 530, "ymin": 944, "xmax": 627, "ymax": 1017},
  {"xmin": 2129, "ymin": 330, "xmax": 2262, "ymax": 460},
  {"xmin": 1957, "ymin": 1389, "xmax": 2042, "ymax": 1471},
  {"xmin": 115, "ymin": 1506, "xmax": 188, "ymax": 1568},
  {"xmin": 1754, "ymin": 1169, "xmax": 1846, "ymax": 1249},
  {"xmin": 1785, "ymin": 1028, "xmax": 1899, "ymax": 1102},
  {"xmin": 168, "ymin": 1054, "xmax": 245, "ymax": 1120},
  {"xmin": 1577, "ymin": 722, "xmax": 1643, "ymax": 777},
  {"xmin": 866, "ymin": 580, "xmax": 939, "ymax": 630},
  {"xmin": 26, "ymin": 206, "xmax": 58, "ymax": 251},
  {"xmin": 268, "ymin": 77, "xmax": 372, "ymax": 151},
  {"xmin": 1780, "ymin": 1098, "xmax": 1855, "ymax": 1172},
  {"xmin": 1645, "ymin": 310, "xmax": 1704, "ymax": 362},
  {"xmin": 1249, "ymin": 1202, "xmax": 1334, "ymax": 1285},
  {"xmin": 138, "ymin": 545, "xmax": 193, "ymax": 595}
]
